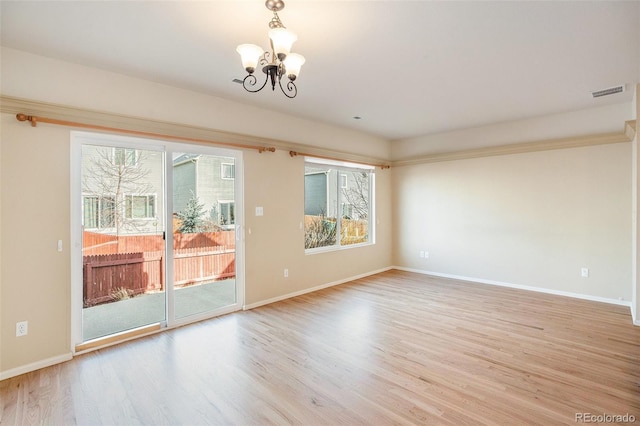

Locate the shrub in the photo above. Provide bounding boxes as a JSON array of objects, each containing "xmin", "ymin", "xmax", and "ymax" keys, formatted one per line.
[
  {"xmin": 305, "ymin": 215, "xmax": 337, "ymax": 249},
  {"xmin": 110, "ymin": 287, "xmax": 134, "ymax": 301}
]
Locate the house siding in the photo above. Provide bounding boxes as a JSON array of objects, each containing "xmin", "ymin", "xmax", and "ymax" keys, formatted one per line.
[{"xmin": 173, "ymin": 155, "xmax": 235, "ymax": 225}]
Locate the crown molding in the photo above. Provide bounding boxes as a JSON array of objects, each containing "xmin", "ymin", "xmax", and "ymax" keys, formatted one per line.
[
  {"xmin": 2, "ymin": 96, "xmax": 634, "ymax": 168},
  {"xmin": 391, "ymin": 120, "xmax": 636, "ymax": 167},
  {"xmin": 0, "ymin": 95, "xmax": 390, "ymax": 166}
]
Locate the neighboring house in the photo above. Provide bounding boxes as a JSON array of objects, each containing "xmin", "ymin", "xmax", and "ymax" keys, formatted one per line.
[
  {"xmin": 304, "ymin": 167, "xmax": 367, "ymax": 220},
  {"xmin": 82, "ymin": 149, "xmax": 236, "ymax": 235},
  {"xmin": 82, "ymin": 145, "xmax": 164, "ymax": 235},
  {"xmin": 173, "ymin": 153, "xmax": 236, "ymax": 229}
]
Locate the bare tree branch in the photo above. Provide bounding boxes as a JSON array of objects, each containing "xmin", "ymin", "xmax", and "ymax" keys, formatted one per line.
[{"xmin": 83, "ymin": 147, "xmax": 155, "ymax": 236}]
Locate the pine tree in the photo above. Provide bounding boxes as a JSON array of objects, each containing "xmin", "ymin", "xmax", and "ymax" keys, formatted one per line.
[{"xmin": 177, "ymin": 194, "xmax": 205, "ymax": 233}]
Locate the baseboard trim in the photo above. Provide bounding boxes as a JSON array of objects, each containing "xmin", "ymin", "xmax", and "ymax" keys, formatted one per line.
[
  {"xmin": 0, "ymin": 353, "xmax": 73, "ymax": 381},
  {"xmin": 394, "ymin": 266, "xmax": 633, "ymax": 308},
  {"xmin": 243, "ymin": 266, "xmax": 393, "ymax": 310}
]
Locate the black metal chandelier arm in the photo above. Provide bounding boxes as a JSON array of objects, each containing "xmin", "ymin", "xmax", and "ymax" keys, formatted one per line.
[
  {"xmin": 278, "ymin": 78, "xmax": 298, "ymax": 98},
  {"xmin": 242, "ymin": 74, "xmax": 269, "ymax": 93}
]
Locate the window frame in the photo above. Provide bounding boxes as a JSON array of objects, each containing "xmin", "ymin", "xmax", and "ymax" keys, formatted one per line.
[
  {"xmin": 218, "ymin": 200, "xmax": 235, "ymax": 228},
  {"xmin": 82, "ymin": 194, "xmax": 116, "ymax": 230},
  {"xmin": 341, "ymin": 202, "xmax": 353, "ymax": 219},
  {"xmin": 221, "ymin": 163, "xmax": 235, "ymax": 180},
  {"xmin": 304, "ymin": 158, "xmax": 375, "ymax": 254},
  {"xmin": 340, "ymin": 173, "xmax": 348, "ymax": 189},
  {"xmin": 124, "ymin": 194, "xmax": 157, "ymax": 220},
  {"xmin": 111, "ymin": 147, "xmax": 139, "ymax": 166}
]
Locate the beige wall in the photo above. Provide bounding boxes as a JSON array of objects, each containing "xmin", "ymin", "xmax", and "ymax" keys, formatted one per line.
[
  {"xmin": 0, "ymin": 47, "xmax": 390, "ymax": 160},
  {"xmin": 392, "ymin": 142, "xmax": 632, "ymax": 302},
  {"xmin": 391, "ymin": 102, "xmax": 634, "ymax": 160},
  {"xmin": 1, "ymin": 114, "xmax": 72, "ymax": 373}
]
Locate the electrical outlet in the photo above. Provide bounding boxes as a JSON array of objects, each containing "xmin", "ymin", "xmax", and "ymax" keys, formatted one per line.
[
  {"xmin": 284, "ymin": 268, "xmax": 289, "ymax": 278},
  {"xmin": 16, "ymin": 321, "xmax": 28, "ymax": 337},
  {"xmin": 424, "ymin": 251, "xmax": 429, "ymax": 259},
  {"xmin": 419, "ymin": 251, "xmax": 425, "ymax": 258},
  {"xmin": 581, "ymin": 268, "xmax": 589, "ymax": 278}
]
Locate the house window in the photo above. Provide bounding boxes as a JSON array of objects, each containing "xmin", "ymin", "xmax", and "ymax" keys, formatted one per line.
[
  {"xmin": 83, "ymin": 195, "xmax": 115, "ymax": 229},
  {"xmin": 125, "ymin": 195, "xmax": 156, "ymax": 219},
  {"xmin": 304, "ymin": 160, "xmax": 374, "ymax": 251},
  {"xmin": 219, "ymin": 201, "xmax": 235, "ymax": 226},
  {"xmin": 221, "ymin": 163, "xmax": 235, "ymax": 180},
  {"xmin": 341, "ymin": 203, "xmax": 353, "ymax": 219},
  {"xmin": 112, "ymin": 148, "xmax": 138, "ymax": 166}
]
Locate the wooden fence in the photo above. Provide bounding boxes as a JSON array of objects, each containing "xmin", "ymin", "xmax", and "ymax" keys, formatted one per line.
[
  {"xmin": 83, "ymin": 230, "xmax": 235, "ymax": 306},
  {"xmin": 82, "ymin": 230, "xmax": 235, "ymax": 255},
  {"xmin": 84, "ymin": 251, "xmax": 163, "ymax": 305},
  {"xmin": 174, "ymin": 247, "xmax": 235, "ymax": 286}
]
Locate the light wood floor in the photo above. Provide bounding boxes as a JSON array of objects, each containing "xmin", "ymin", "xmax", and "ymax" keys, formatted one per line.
[{"xmin": 2, "ymin": 270, "xmax": 639, "ymax": 425}]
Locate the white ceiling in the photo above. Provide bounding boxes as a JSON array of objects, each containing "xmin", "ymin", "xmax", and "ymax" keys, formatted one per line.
[{"xmin": 1, "ymin": 1, "xmax": 639, "ymax": 141}]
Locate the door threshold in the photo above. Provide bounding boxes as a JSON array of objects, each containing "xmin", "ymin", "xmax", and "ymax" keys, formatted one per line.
[{"xmin": 75, "ymin": 323, "xmax": 162, "ymax": 353}]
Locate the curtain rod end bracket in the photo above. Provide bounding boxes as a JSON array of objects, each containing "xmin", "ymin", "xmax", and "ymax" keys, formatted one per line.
[
  {"xmin": 289, "ymin": 151, "xmax": 298, "ymax": 157},
  {"xmin": 16, "ymin": 113, "xmax": 37, "ymax": 127}
]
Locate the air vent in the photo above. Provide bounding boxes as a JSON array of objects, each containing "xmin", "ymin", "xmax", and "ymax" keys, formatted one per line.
[{"xmin": 591, "ymin": 85, "xmax": 625, "ymax": 98}]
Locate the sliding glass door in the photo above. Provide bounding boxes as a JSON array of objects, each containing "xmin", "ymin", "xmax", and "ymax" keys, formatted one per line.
[
  {"xmin": 80, "ymin": 143, "xmax": 166, "ymax": 341},
  {"xmin": 73, "ymin": 133, "xmax": 243, "ymax": 346}
]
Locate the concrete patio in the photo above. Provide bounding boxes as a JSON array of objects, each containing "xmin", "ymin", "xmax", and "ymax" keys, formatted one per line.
[{"xmin": 82, "ymin": 279, "xmax": 236, "ymax": 341}]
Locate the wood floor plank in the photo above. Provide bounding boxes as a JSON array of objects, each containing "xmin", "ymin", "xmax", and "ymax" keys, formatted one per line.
[{"xmin": 1, "ymin": 270, "xmax": 639, "ymax": 425}]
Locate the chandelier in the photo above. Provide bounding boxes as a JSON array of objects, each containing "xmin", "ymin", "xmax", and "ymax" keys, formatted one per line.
[{"xmin": 236, "ymin": 0, "xmax": 305, "ymax": 98}]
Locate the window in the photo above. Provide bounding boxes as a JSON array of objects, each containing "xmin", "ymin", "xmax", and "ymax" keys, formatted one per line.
[
  {"xmin": 219, "ymin": 201, "xmax": 235, "ymax": 226},
  {"xmin": 221, "ymin": 163, "xmax": 235, "ymax": 180},
  {"xmin": 83, "ymin": 195, "xmax": 115, "ymax": 229},
  {"xmin": 304, "ymin": 160, "xmax": 374, "ymax": 251},
  {"xmin": 341, "ymin": 203, "xmax": 353, "ymax": 219},
  {"xmin": 112, "ymin": 148, "xmax": 138, "ymax": 166},
  {"xmin": 340, "ymin": 174, "xmax": 348, "ymax": 189},
  {"xmin": 125, "ymin": 195, "xmax": 156, "ymax": 219}
]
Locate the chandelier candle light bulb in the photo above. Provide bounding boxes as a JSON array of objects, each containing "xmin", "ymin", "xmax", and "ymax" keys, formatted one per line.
[{"xmin": 236, "ymin": 0, "xmax": 305, "ymax": 98}]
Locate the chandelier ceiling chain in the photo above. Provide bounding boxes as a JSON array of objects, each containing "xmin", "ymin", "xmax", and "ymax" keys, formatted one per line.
[
  {"xmin": 236, "ymin": 0, "xmax": 305, "ymax": 99},
  {"xmin": 269, "ymin": 12, "xmax": 284, "ymax": 29}
]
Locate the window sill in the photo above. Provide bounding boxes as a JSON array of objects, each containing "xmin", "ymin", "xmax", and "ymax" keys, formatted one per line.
[{"xmin": 305, "ymin": 241, "xmax": 373, "ymax": 255}]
